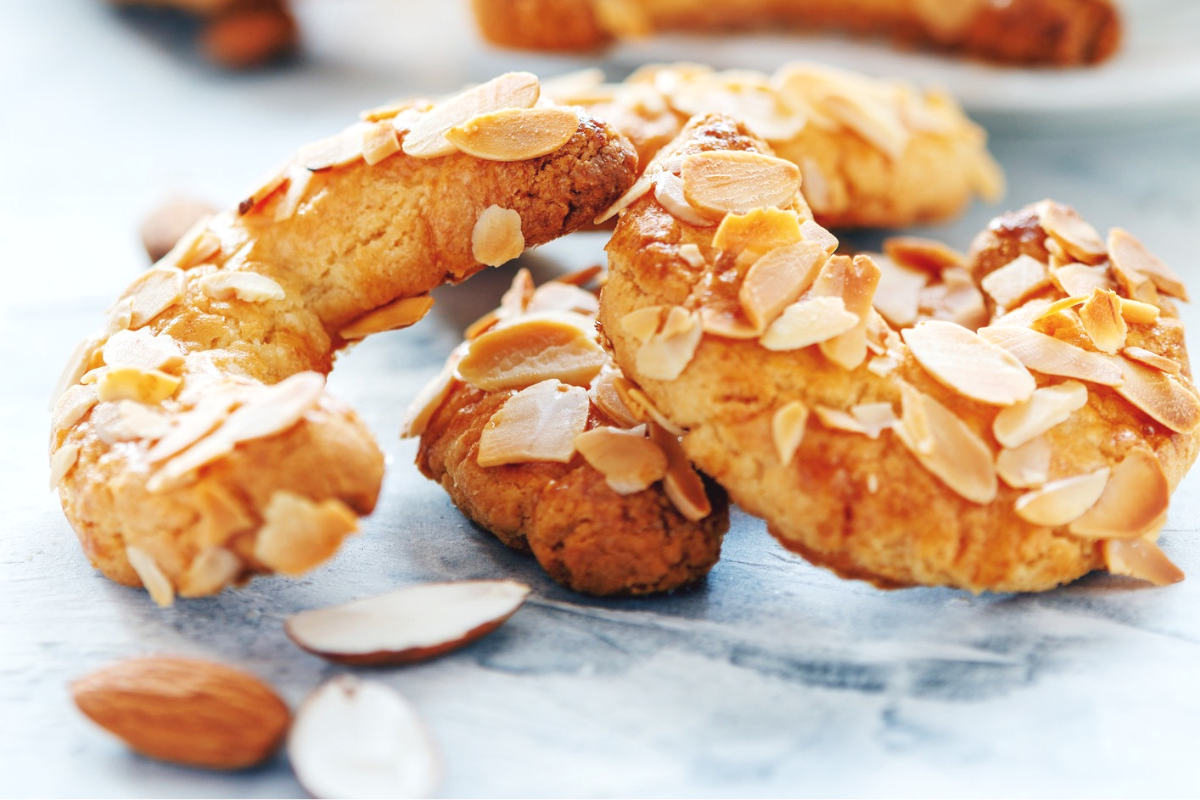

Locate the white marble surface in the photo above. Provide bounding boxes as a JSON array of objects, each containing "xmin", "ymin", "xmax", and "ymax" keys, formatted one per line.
[{"xmin": 5, "ymin": 2, "xmax": 1200, "ymax": 797}]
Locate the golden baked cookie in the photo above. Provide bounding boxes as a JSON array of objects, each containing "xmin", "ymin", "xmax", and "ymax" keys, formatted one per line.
[
  {"xmin": 599, "ymin": 113, "xmax": 1198, "ymax": 593},
  {"xmin": 405, "ymin": 269, "xmax": 728, "ymax": 596},
  {"xmin": 108, "ymin": 0, "xmax": 299, "ymax": 69},
  {"xmin": 49, "ymin": 73, "xmax": 637, "ymax": 604},
  {"xmin": 545, "ymin": 63, "xmax": 1003, "ymax": 230},
  {"xmin": 472, "ymin": 0, "xmax": 1120, "ymax": 66}
]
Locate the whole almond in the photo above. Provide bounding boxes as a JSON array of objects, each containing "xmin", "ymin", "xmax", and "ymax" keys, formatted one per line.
[{"xmin": 71, "ymin": 656, "xmax": 290, "ymax": 770}]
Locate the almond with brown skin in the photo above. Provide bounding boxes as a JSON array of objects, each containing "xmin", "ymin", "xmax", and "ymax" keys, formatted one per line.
[{"xmin": 71, "ymin": 656, "xmax": 290, "ymax": 770}]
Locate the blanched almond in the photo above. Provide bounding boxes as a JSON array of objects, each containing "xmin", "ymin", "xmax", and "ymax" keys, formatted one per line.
[
  {"xmin": 1014, "ymin": 469, "xmax": 1110, "ymax": 526},
  {"xmin": 977, "ymin": 325, "xmax": 1122, "ymax": 386},
  {"xmin": 995, "ymin": 436, "xmax": 1051, "ymax": 489},
  {"xmin": 575, "ymin": 425, "xmax": 668, "ymax": 494},
  {"xmin": 1104, "ymin": 539, "xmax": 1184, "ymax": 585},
  {"xmin": 772, "ymin": 400, "xmax": 809, "ymax": 466},
  {"xmin": 680, "ymin": 150, "xmax": 801, "ymax": 222},
  {"xmin": 254, "ymin": 491, "xmax": 358, "ymax": 576},
  {"xmin": 1069, "ymin": 449, "xmax": 1169, "ymax": 539},
  {"xmin": 445, "ymin": 107, "xmax": 578, "ymax": 161},
  {"xmin": 1109, "ymin": 355, "xmax": 1200, "ymax": 434},
  {"xmin": 894, "ymin": 383, "xmax": 996, "ymax": 504},
  {"xmin": 403, "ymin": 72, "xmax": 540, "ymax": 159},
  {"xmin": 980, "ymin": 255, "xmax": 1050, "ymax": 309},
  {"xmin": 993, "ymin": 381, "xmax": 1088, "ymax": 449},
  {"xmin": 1038, "ymin": 201, "xmax": 1106, "ymax": 264},
  {"xmin": 635, "ymin": 307, "xmax": 703, "ymax": 381},
  {"xmin": 1108, "ymin": 228, "xmax": 1189, "ymax": 301},
  {"xmin": 477, "ymin": 380, "xmax": 589, "ymax": 466},
  {"xmin": 739, "ymin": 240, "xmax": 825, "ymax": 331},
  {"xmin": 459, "ymin": 316, "xmax": 605, "ymax": 391},
  {"xmin": 471, "ymin": 205, "xmax": 524, "ymax": 267},
  {"xmin": 903, "ymin": 320, "xmax": 1035, "ymax": 406},
  {"xmin": 339, "ymin": 295, "xmax": 434, "ymax": 340}
]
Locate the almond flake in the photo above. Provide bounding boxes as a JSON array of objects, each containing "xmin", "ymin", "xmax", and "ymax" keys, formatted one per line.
[
  {"xmin": 797, "ymin": 157, "xmax": 831, "ymax": 211},
  {"xmin": 681, "ymin": 150, "xmax": 802, "ymax": 222},
  {"xmin": 1122, "ymin": 346, "xmax": 1181, "ymax": 376},
  {"xmin": 96, "ymin": 367, "xmax": 182, "ymax": 404},
  {"xmin": 361, "ymin": 122, "xmax": 402, "ymax": 166},
  {"xmin": 1119, "ymin": 298, "xmax": 1160, "ymax": 324},
  {"xmin": 996, "ymin": 436, "xmax": 1051, "ymax": 489},
  {"xmin": 759, "ymin": 296, "xmax": 858, "ymax": 352},
  {"xmin": 254, "ymin": 492, "xmax": 358, "ymax": 576},
  {"xmin": 595, "ymin": 171, "xmax": 654, "ymax": 224},
  {"xmin": 91, "ymin": 400, "xmax": 172, "ymax": 443},
  {"xmin": 1014, "ymin": 468, "xmax": 1110, "ymax": 527},
  {"xmin": 1035, "ymin": 294, "xmax": 1088, "ymax": 321},
  {"xmin": 526, "ymin": 283, "xmax": 599, "ymax": 316},
  {"xmin": 122, "ymin": 267, "xmax": 186, "ymax": 329},
  {"xmin": 821, "ymin": 91, "xmax": 909, "ymax": 160},
  {"xmin": 125, "ymin": 545, "xmax": 175, "ymax": 607},
  {"xmin": 993, "ymin": 381, "xmax": 1088, "ymax": 449},
  {"xmin": 771, "ymin": 401, "xmax": 809, "ymax": 466},
  {"xmin": 1109, "ymin": 356, "xmax": 1200, "ymax": 434},
  {"xmin": 238, "ymin": 164, "xmax": 289, "ymax": 215},
  {"xmin": 1108, "ymin": 245, "xmax": 1159, "ymax": 304},
  {"xmin": 575, "ymin": 425, "xmax": 668, "ymax": 495},
  {"xmin": 1108, "ymin": 228, "xmax": 1189, "ymax": 301},
  {"xmin": 399, "ymin": 345, "xmax": 466, "ymax": 439},
  {"xmin": 636, "ymin": 307, "xmax": 703, "ymax": 381},
  {"xmin": 981, "ymin": 255, "xmax": 1051, "ymax": 309},
  {"xmin": 1038, "ymin": 201, "xmax": 1106, "ymax": 264},
  {"xmin": 678, "ymin": 243, "xmax": 706, "ymax": 269},
  {"xmin": 458, "ymin": 316, "xmax": 605, "ymax": 391},
  {"xmin": 445, "ymin": 107, "xmax": 578, "ymax": 162},
  {"xmin": 101, "ymin": 330, "xmax": 184, "ymax": 373},
  {"xmin": 648, "ymin": 424, "xmax": 710, "ymax": 520},
  {"xmin": 739, "ymin": 240, "xmax": 825, "ymax": 331},
  {"xmin": 811, "ymin": 254, "xmax": 881, "ymax": 370},
  {"xmin": 977, "ymin": 326, "xmax": 1123, "ymax": 386},
  {"xmin": 921, "ymin": 268, "xmax": 988, "ymax": 330},
  {"xmin": 1068, "ymin": 449, "xmax": 1169, "ymax": 539},
  {"xmin": 588, "ymin": 368, "xmax": 641, "ymax": 428},
  {"xmin": 198, "ymin": 271, "xmax": 286, "ymax": 303},
  {"xmin": 476, "ymin": 380, "xmax": 589, "ymax": 467},
  {"xmin": 653, "ymin": 171, "xmax": 713, "ymax": 226},
  {"xmin": 903, "ymin": 320, "xmax": 1035, "ymax": 406},
  {"xmin": 274, "ymin": 166, "xmax": 314, "ymax": 222},
  {"xmin": 50, "ymin": 335, "xmax": 100, "ymax": 408},
  {"xmin": 297, "ymin": 123, "xmax": 370, "ymax": 171},
  {"xmin": 620, "ymin": 306, "xmax": 665, "ymax": 343},
  {"xmin": 871, "ymin": 254, "xmax": 927, "ymax": 328},
  {"xmin": 799, "ymin": 220, "xmax": 838, "ymax": 255},
  {"xmin": 812, "ymin": 406, "xmax": 869, "ymax": 436},
  {"xmin": 894, "ymin": 383, "xmax": 997, "ymax": 504},
  {"xmin": 403, "ymin": 72, "xmax": 540, "ymax": 159},
  {"xmin": 499, "ymin": 267, "xmax": 535, "ymax": 317},
  {"xmin": 712, "ymin": 208, "xmax": 803, "ymax": 260},
  {"xmin": 1053, "ymin": 263, "xmax": 1114, "ymax": 297},
  {"xmin": 177, "ymin": 547, "xmax": 242, "ymax": 597},
  {"xmin": 52, "ymin": 384, "xmax": 99, "ymax": 432},
  {"xmin": 883, "ymin": 237, "xmax": 965, "ymax": 274},
  {"xmin": 49, "ymin": 442, "xmax": 81, "ymax": 490},
  {"xmin": 339, "ymin": 295, "xmax": 434, "ymax": 340},
  {"xmin": 471, "ymin": 205, "xmax": 524, "ymax": 267},
  {"xmin": 1079, "ymin": 289, "xmax": 1127, "ymax": 354},
  {"xmin": 851, "ymin": 402, "xmax": 898, "ymax": 437},
  {"xmin": 613, "ymin": 378, "xmax": 685, "ymax": 436},
  {"xmin": 146, "ymin": 390, "xmax": 240, "ymax": 464},
  {"xmin": 699, "ymin": 306, "xmax": 761, "ymax": 340},
  {"xmin": 1104, "ymin": 539, "xmax": 1184, "ymax": 586}
]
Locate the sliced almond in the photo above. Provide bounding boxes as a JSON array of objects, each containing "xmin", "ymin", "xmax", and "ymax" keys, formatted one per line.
[
  {"xmin": 52, "ymin": 384, "xmax": 99, "ymax": 433},
  {"xmin": 799, "ymin": 219, "xmax": 839, "ymax": 256},
  {"xmin": 620, "ymin": 306, "xmax": 665, "ymax": 344},
  {"xmin": 471, "ymin": 205, "xmax": 524, "ymax": 267},
  {"xmin": 198, "ymin": 271, "xmax": 286, "ymax": 303},
  {"xmin": 810, "ymin": 254, "xmax": 881, "ymax": 370},
  {"xmin": 812, "ymin": 406, "xmax": 869, "ymax": 436},
  {"xmin": 91, "ymin": 400, "xmax": 171, "ymax": 443},
  {"xmin": 1108, "ymin": 228, "xmax": 1189, "ymax": 301},
  {"xmin": 458, "ymin": 317, "xmax": 605, "ymax": 391},
  {"xmin": 920, "ymin": 268, "xmax": 988, "ymax": 330},
  {"xmin": 699, "ymin": 306, "xmax": 761, "ymax": 340},
  {"xmin": 445, "ymin": 107, "xmax": 578, "ymax": 162},
  {"xmin": 254, "ymin": 491, "xmax": 358, "ymax": 576},
  {"xmin": 361, "ymin": 121, "xmax": 402, "ymax": 166},
  {"xmin": 903, "ymin": 320, "xmax": 1035, "ymax": 406},
  {"xmin": 298, "ymin": 123, "xmax": 370, "ymax": 171},
  {"xmin": 871, "ymin": 254, "xmax": 927, "ymax": 328},
  {"xmin": 980, "ymin": 254, "xmax": 1050, "ymax": 309},
  {"xmin": 613, "ymin": 378, "xmax": 685, "ymax": 436},
  {"xmin": 124, "ymin": 545, "xmax": 175, "ymax": 607},
  {"xmin": 49, "ymin": 442, "xmax": 81, "ymax": 489},
  {"xmin": 680, "ymin": 150, "xmax": 801, "ymax": 222},
  {"xmin": 1068, "ymin": 449, "xmax": 1169, "ymax": 539},
  {"xmin": 678, "ymin": 243, "xmax": 706, "ymax": 269},
  {"xmin": 653, "ymin": 171, "xmax": 712, "ymax": 226},
  {"xmin": 771, "ymin": 401, "xmax": 809, "ymax": 466},
  {"xmin": 101, "ymin": 330, "xmax": 184, "ymax": 373},
  {"xmin": 1036, "ymin": 294, "xmax": 1088, "ymax": 321},
  {"xmin": 712, "ymin": 207, "xmax": 802, "ymax": 259},
  {"xmin": 820, "ymin": 91, "xmax": 909, "ymax": 160},
  {"xmin": 273, "ymin": 166, "xmax": 313, "ymax": 222},
  {"xmin": 477, "ymin": 380, "xmax": 589, "ymax": 466},
  {"xmin": 403, "ymin": 72, "xmax": 540, "ymax": 159},
  {"xmin": 575, "ymin": 425, "xmax": 668, "ymax": 494},
  {"xmin": 1052, "ymin": 262, "xmax": 1114, "ymax": 297},
  {"xmin": 289, "ymin": 676, "xmax": 440, "ymax": 800},
  {"xmin": 526, "ymin": 282, "xmax": 599, "ymax": 316},
  {"xmin": 1119, "ymin": 298, "xmax": 1161, "ymax": 325},
  {"xmin": 588, "ymin": 368, "xmax": 641, "ymax": 428},
  {"xmin": 339, "ymin": 295, "xmax": 434, "ymax": 340},
  {"xmin": 50, "ymin": 335, "xmax": 101, "ymax": 409},
  {"xmin": 96, "ymin": 367, "xmax": 182, "ymax": 404},
  {"xmin": 1109, "ymin": 356, "xmax": 1200, "ymax": 434},
  {"xmin": 286, "ymin": 580, "xmax": 530, "ymax": 665},
  {"xmin": 177, "ymin": 547, "xmax": 242, "ymax": 598},
  {"xmin": 977, "ymin": 326, "xmax": 1123, "ymax": 386},
  {"xmin": 851, "ymin": 402, "xmax": 898, "ymax": 438},
  {"xmin": 1038, "ymin": 201, "xmax": 1106, "ymax": 264},
  {"xmin": 399, "ymin": 344, "xmax": 466, "ymax": 439},
  {"xmin": 635, "ymin": 307, "xmax": 703, "ymax": 381},
  {"xmin": 1078, "ymin": 289, "xmax": 1127, "ymax": 354},
  {"xmin": 1122, "ymin": 346, "xmax": 1181, "ymax": 376},
  {"xmin": 1014, "ymin": 468, "xmax": 1110, "ymax": 527},
  {"xmin": 238, "ymin": 164, "xmax": 289, "ymax": 215},
  {"xmin": 996, "ymin": 436, "xmax": 1051, "ymax": 489},
  {"xmin": 1104, "ymin": 539, "xmax": 1185, "ymax": 586},
  {"xmin": 883, "ymin": 237, "xmax": 965, "ymax": 274},
  {"xmin": 739, "ymin": 240, "xmax": 825, "ymax": 331},
  {"xmin": 122, "ymin": 266, "xmax": 186, "ymax": 329},
  {"xmin": 894, "ymin": 383, "xmax": 997, "ymax": 504},
  {"xmin": 993, "ymin": 381, "xmax": 1088, "ymax": 449},
  {"xmin": 648, "ymin": 424, "xmax": 711, "ymax": 521},
  {"xmin": 594, "ymin": 171, "xmax": 654, "ymax": 224},
  {"xmin": 146, "ymin": 390, "xmax": 240, "ymax": 463},
  {"xmin": 759, "ymin": 296, "xmax": 858, "ymax": 352}
]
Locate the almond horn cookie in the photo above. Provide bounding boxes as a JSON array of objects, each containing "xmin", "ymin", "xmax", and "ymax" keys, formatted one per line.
[
  {"xmin": 599, "ymin": 113, "xmax": 1198, "ymax": 593},
  {"xmin": 404, "ymin": 268, "xmax": 728, "ymax": 596},
  {"xmin": 545, "ymin": 63, "xmax": 1003, "ymax": 230},
  {"xmin": 49, "ymin": 72, "xmax": 637, "ymax": 604},
  {"xmin": 472, "ymin": 0, "xmax": 1120, "ymax": 66}
]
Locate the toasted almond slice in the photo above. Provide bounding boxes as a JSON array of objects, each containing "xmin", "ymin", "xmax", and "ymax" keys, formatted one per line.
[
  {"xmin": 1122, "ymin": 346, "xmax": 1181, "ymax": 376},
  {"xmin": 1069, "ymin": 450, "xmax": 1169, "ymax": 539},
  {"xmin": 1038, "ymin": 201, "xmax": 1106, "ymax": 264},
  {"xmin": 648, "ymin": 424, "xmax": 711, "ymax": 521},
  {"xmin": 477, "ymin": 380, "xmax": 589, "ymax": 466},
  {"xmin": 1109, "ymin": 355, "xmax": 1200, "ymax": 434},
  {"xmin": 298, "ymin": 123, "xmax": 371, "ymax": 171},
  {"xmin": 125, "ymin": 545, "xmax": 175, "ymax": 607},
  {"xmin": 1035, "ymin": 294, "xmax": 1088, "ymax": 321},
  {"xmin": 146, "ymin": 390, "xmax": 240, "ymax": 463},
  {"xmin": 238, "ymin": 163, "xmax": 289, "ymax": 215},
  {"xmin": 993, "ymin": 381, "xmax": 1088, "ymax": 449},
  {"xmin": 1079, "ymin": 289, "xmax": 1127, "ymax": 354},
  {"xmin": 812, "ymin": 406, "xmax": 868, "ymax": 436},
  {"xmin": 821, "ymin": 91, "xmax": 909, "ymax": 160},
  {"xmin": 358, "ymin": 97, "xmax": 429, "ymax": 124},
  {"xmin": 445, "ymin": 107, "xmax": 578, "ymax": 162},
  {"xmin": 49, "ymin": 442, "xmax": 81, "ymax": 490},
  {"xmin": 273, "ymin": 166, "xmax": 313, "ymax": 222},
  {"xmin": 636, "ymin": 307, "xmax": 703, "ymax": 381},
  {"xmin": 699, "ymin": 306, "xmax": 760, "ymax": 340},
  {"xmin": 620, "ymin": 306, "xmax": 665, "ymax": 344},
  {"xmin": 340, "ymin": 295, "xmax": 434, "ymax": 340},
  {"xmin": 102, "ymin": 330, "xmax": 184, "ymax": 373},
  {"xmin": 996, "ymin": 436, "xmax": 1051, "ymax": 489},
  {"xmin": 575, "ymin": 425, "xmax": 668, "ymax": 495},
  {"xmin": 1108, "ymin": 247, "xmax": 1159, "ymax": 304},
  {"xmin": 759, "ymin": 296, "xmax": 858, "ymax": 352},
  {"xmin": 712, "ymin": 207, "xmax": 803, "ymax": 260},
  {"xmin": 883, "ymin": 237, "xmax": 965, "ymax": 274},
  {"xmin": 981, "ymin": 255, "xmax": 1051, "ymax": 309},
  {"xmin": 215, "ymin": 372, "xmax": 325, "ymax": 447},
  {"xmin": 254, "ymin": 492, "xmax": 357, "ymax": 576},
  {"xmin": 50, "ymin": 335, "xmax": 101, "ymax": 409},
  {"xmin": 286, "ymin": 580, "xmax": 529, "ymax": 665},
  {"xmin": 122, "ymin": 267, "xmax": 186, "ymax": 329},
  {"xmin": 739, "ymin": 241, "xmax": 826, "ymax": 331},
  {"xmin": 1108, "ymin": 228, "xmax": 1189, "ymax": 301},
  {"xmin": 921, "ymin": 268, "xmax": 988, "ymax": 330},
  {"xmin": 613, "ymin": 378, "xmax": 685, "ymax": 436},
  {"xmin": 458, "ymin": 317, "xmax": 605, "ymax": 391},
  {"xmin": 771, "ymin": 401, "xmax": 809, "ymax": 466},
  {"xmin": 398, "ymin": 345, "xmax": 466, "ymax": 439},
  {"xmin": 198, "ymin": 271, "xmax": 286, "ymax": 303},
  {"xmin": 91, "ymin": 400, "xmax": 172, "ymax": 444},
  {"xmin": 680, "ymin": 151, "xmax": 801, "ymax": 222},
  {"xmin": 1119, "ymin": 298, "xmax": 1160, "ymax": 324},
  {"xmin": 177, "ymin": 547, "xmax": 242, "ymax": 598},
  {"xmin": 595, "ymin": 171, "xmax": 654, "ymax": 224},
  {"xmin": 797, "ymin": 156, "xmax": 830, "ymax": 211},
  {"xmin": 1052, "ymin": 262, "xmax": 1115, "ymax": 297},
  {"xmin": 52, "ymin": 384, "xmax": 99, "ymax": 433},
  {"xmin": 526, "ymin": 283, "xmax": 599, "ymax": 316},
  {"xmin": 977, "ymin": 326, "xmax": 1123, "ymax": 386},
  {"xmin": 799, "ymin": 219, "xmax": 838, "ymax": 256},
  {"xmin": 894, "ymin": 383, "xmax": 997, "ymax": 504},
  {"xmin": 1014, "ymin": 468, "xmax": 1110, "ymax": 526},
  {"xmin": 903, "ymin": 321, "xmax": 1035, "ymax": 406},
  {"xmin": 871, "ymin": 254, "xmax": 927, "ymax": 328},
  {"xmin": 403, "ymin": 72, "xmax": 540, "ymax": 159},
  {"xmin": 588, "ymin": 368, "xmax": 641, "ymax": 428},
  {"xmin": 678, "ymin": 243, "xmax": 706, "ymax": 269},
  {"xmin": 361, "ymin": 121, "xmax": 402, "ymax": 166},
  {"xmin": 471, "ymin": 205, "xmax": 524, "ymax": 267},
  {"xmin": 96, "ymin": 367, "xmax": 181, "ymax": 404},
  {"xmin": 811, "ymin": 254, "xmax": 881, "ymax": 370},
  {"xmin": 151, "ymin": 436, "xmax": 234, "ymax": 493},
  {"xmin": 851, "ymin": 402, "xmax": 898, "ymax": 438},
  {"xmin": 1104, "ymin": 539, "xmax": 1184, "ymax": 586},
  {"xmin": 653, "ymin": 171, "xmax": 712, "ymax": 226}
]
